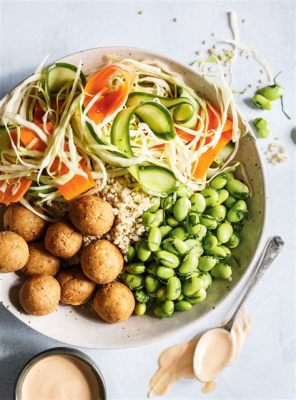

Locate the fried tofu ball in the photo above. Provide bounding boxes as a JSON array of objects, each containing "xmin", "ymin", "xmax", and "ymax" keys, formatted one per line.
[
  {"xmin": 45, "ymin": 221, "xmax": 82, "ymax": 259},
  {"xmin": 22, "ymin": 242, "xmax": 61, "ymax": 277},
  {"xmin": 93, "ymin": 282, "xmax": 135, "ymax": 323},
  {"xmin": 19, "ymin": 275, "xmax": 61, "ymax": 316},
  {"xmin": 0, "ymin": 231, "xmax": 29, "ymax": 272},
  {"xmin": 3, "ymin": 204, "xmax": 47, "ymax": 242},
  {"xmin": 81, "ymin": 240, "xmax": 123, "ymax": 284},
  {"xmin": 69, "ymin": 195, "xmax": 114, "ymax": 236},
  {"xmin": 56, "ymin": 266, "xmax": 96, "ymax": 305}
]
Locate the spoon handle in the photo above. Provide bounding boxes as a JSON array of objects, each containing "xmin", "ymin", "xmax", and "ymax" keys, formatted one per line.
[{"xmin": 223, "ymin": 236, "xmax": 284, "ymax": 332}]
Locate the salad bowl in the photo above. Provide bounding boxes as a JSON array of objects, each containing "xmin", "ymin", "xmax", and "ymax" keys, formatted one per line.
[{"xmin": 0, "ymin": 47, "xmax": 266, "ymax": 348}]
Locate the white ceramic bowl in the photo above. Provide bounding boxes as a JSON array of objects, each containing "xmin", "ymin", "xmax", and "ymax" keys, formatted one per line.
[{"xmin": 0, "ymin": 47, "xmax": 266, "ymax": 349}]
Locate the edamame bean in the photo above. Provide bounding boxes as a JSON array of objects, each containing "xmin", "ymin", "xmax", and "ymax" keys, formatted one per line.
[
  {"xmin": 167, "ymin": 216, "xmax": 179, "ymax": 227},
  {"xmin": 122, "ymin": 273, "xmax": 144, "ymax": 290},
  {"xmin": 147, "ymin": 263, "xmax": 158, "ymax": 275},
  {"xmin": 192, "ymin": 224, "xmax": 207, "ymax": 241},
  {"xmin": 135, "ymin": 290, "xmax": 150, "ymax": 303},
  {"xmin": 153, "ymin": 305, "xmax": 166, "ymax": 318},
  {"xmin": 126, "ymin": 246, "xmax": 135, "ymax": 262},
  {"xmin": 226, "ymin": 179, "xmax": 249, "ymax": 199},
  {"xmin": 219, "ymin": 245, "xmax": 231, "ymax": 257},
  {"xmin": 156, "ymin": 286, "xmax": 167, "ymax": 300},
  {"xmin": 190, "ymin": 193, "xmax": 206, "ymax": 213},
  {"xmin": 169, "ymin": 226, "xmax": 188, "ymax": 240},
  {"xmin": 162, "ymin": 238, "xmax": 187, "ymax": 255},
  {"xmin": 176, "ymin": 185, "xmax": 194, "ymax": 198},
  {"xmin": 188, "ymin": 241, "xmax": 204, "ymax": 257},
  {"xmin": 166, "ymin": 276, "xmax": 182, "ymax": 300},
  {"xmin": 209, "ymin": 173, "xmax": 228, "ymax": 189},
  {"xmin": 177, "ymin": 294, "xmax": 184, "ymax": 301},
  {"xmin": 182, "ymin": 276, "xmax": 204, "ymax": 297},
  {"xmin": 217, "ymin": 189, "xmax": 229, "ymax": 204},
  {"xmin": 252, "ymin": 94, "xmax": 272, "ymax": 110},
  {"xmin": 149, "ymin": 197, "xmax": 161, "ymax": 212},
  {"xmin": 184, "ymin": 239, "xmax": 200, "ymax": 251},
  {"xmin": 211, "ymin": 263, "xmax": 232, "ymax": 279},
  {"xmin": 227, "ymin": 200, "xmax": 248, "ymax": 222},
  {"xmin": 160, "ymin": 300, "xmax": 175, "ymax": 317},
  {"xmin": 178, "ymin": 253, "xmax": 199, "ymax": 275},
  {"xmin": 206, "ymin": 205, "xmax": 227, "ymax": 222},
  {"xmin": 142, "ymin": 212, "xmax": 155, "ymax": 227},
  {"xmin": 185, "ymin": 288, "xmax": 207, "ymax": 304},
  {"xmin": 258, "ymin": 83, "xmax": 283, "ymax": 101},
  {"xmin": 159, "ymin": 225, "xmax": 173, "ymax": 238},
  {"xmin": 217, "ymin": 222, "xmax": 233, "ymax": 243},
  {"xmin": 253, "ymin": 117, "xmax": 270, "ymax": 139},
  {"xmin": 203, "ymin": 235, "xmax": 218, "ymax": 250},
  {"xmin": 198, "ymin": 255, "xmax": 217, "ymax": 272},
  {"xmin": 126, "ymin": 263, "xmax": 146, "ymax": 274},
  {"xmin": 201, "ymin": 189, "xmax": 219, "ymax": 207},
  {"xmin": 173, "ymin": 197, "xmax": 191, "ymax": 222},
  {"xmin": 175, "ymin": 300, "xmax": 192, "ymax": 311},
  {"xmin": 156, "ymin": 266, "xmax": 175, "ymax": 280},
  {"xmin": 227, "ymin": 232, "xmax": 240, "ymax": 248},
  {"xmin": 137, "ymin": 240, "xmax": 152, "ymax": 261},
  {"xmin": 156, "ymin": 250, "xmax": 180, "ymax": 268},
  {"xmin": 206, "ymin": 246, "xmax": 227, "ymax": 258},
  {"xmin": 200, "ymin": 215, "xmax": 218, "ymax": 230},
  {"xmin": 186, "ymin": 212, "xmax": 201, "ymax": 235},
  {"xmin": 161, "ymin": 195, "xmax": 174, "ymax": 212},
  {"xmin": 151, "ymin": 209, "xmax": 164, "ymax": 227},
  {"xmin": 148, "ymin": 227, "xmax": 162, "ymax": 252},
  {"xmin": 145, "ymin": 275, "xmax": 160, "ymax": 293},
  {"xmin": 200, "ymin": 272, "xmax": 212, "ymax": 290},
  {"xmin": 135, "ymin": 302, "xmax": 147, "ymax": 316},
  {"xmin": 226, "ymin": 172, "xmax": 235, "ymax": 180},
  {"xmin": 224, "ymin": 195, "xmax": 236, "ymax": 209}
]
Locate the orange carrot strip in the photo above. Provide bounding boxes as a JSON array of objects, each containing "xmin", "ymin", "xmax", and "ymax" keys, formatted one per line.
[
  {"xmin": 192, "ymin": 130, "xmax": 233, "ymax": 180},
  {"xmin": 0, "ymin": 178, "xmax": 32, "ymax": 205}
]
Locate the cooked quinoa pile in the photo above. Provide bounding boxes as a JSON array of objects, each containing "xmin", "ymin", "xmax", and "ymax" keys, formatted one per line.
[{"xmin": 83, "ymin": 177, "xmax": 155, "ymax": 253}]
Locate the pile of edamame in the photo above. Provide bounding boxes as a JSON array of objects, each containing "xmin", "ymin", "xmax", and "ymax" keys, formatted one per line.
[{"xmin": 122, "ymin": 172, "xmax": 250, "ymax": 318}]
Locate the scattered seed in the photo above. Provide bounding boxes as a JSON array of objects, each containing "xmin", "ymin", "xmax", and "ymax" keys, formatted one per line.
[
  {"xmin": 138, "ymin": 10, "xmax": 144, "ymax": 15},
  {"xmin": 202, "ymin": 40, "xmax": 206, "ymax": 45},
  {"xmin": 241, "ymin": 18, "xmax": 246, "ymax": 23},
  {"xmin": 195, "ymin": 50, "xmax": 200, "ymax": 55},
  {"xmin": 172, "ymin": 17, "xmax": 178, "ymax": 23}
]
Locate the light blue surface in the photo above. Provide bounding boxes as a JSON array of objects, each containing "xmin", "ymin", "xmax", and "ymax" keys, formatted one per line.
[{"xmin": 0, "ymin": 1, "xmax": 296, "ymax": 399}]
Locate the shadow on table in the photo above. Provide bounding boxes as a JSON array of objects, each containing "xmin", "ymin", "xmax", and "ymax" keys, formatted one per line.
[{"xmin": 0, "ymin": 305, "xmax": 59, "ymax": 400}]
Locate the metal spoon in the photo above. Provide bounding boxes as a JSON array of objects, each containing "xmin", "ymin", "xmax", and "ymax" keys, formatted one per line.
[{"xmin": 193, "ymin": 236, "xmax": 285, "ymax": 382}]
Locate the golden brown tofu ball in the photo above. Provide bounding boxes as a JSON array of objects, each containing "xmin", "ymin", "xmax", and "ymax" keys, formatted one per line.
[
  {"xmin": 93, "ymin": 282, "xmax": 135, "ymax": 323},
  {"xmin": 81, "ymin": 240, "xmax": 123, "ymax": 284},
  {"xmin": 45, "ymin": 221, "xmax": 82, "ymax": 259},
  {"xmin": 0, "ymin": 231, "xmax": 29, "ymax": 273},
  {"xmin": 19, "ymin": 275, "xmax": 61, "ymax": 316},
  {"xmin": 3, "ymin": 204, "xmax": 47, "ymax": 242},
  {"xmin": 56, "ymin": 266, "xmax": 96, "ymax": 306},
  {"xmin": 22, "ymin": 242, "xmax": 61, "ymax": 277},
  {"xmin": 69, "ymin": 195, "xmax": 114, "ymax": 236}
]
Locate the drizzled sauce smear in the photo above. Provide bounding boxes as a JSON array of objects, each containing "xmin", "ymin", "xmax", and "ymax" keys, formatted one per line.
[{"xmin": 148, "ymin": 310, "xmax": 251, "ymax": 397}]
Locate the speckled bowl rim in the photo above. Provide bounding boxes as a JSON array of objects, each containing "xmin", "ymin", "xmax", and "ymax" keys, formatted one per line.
[{"xmin": 14, "ymin": 347, "xmax": 107, "ymax": 399}]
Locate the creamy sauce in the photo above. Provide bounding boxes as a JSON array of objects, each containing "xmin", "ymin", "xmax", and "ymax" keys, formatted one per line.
[
  {"xmin": 21, "ymin": 355, "xmax": 101, "ymax": 400},
  {"xmin": 148, "ymin": 310, "xmax": 251, "ymax": 397}
]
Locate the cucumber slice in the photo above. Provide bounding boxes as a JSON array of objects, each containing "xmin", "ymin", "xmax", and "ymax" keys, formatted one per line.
[
  {"xmin": 138, "ymin": 166, "xmax": 177, "ymax": 196},
  {"xmin": 213, "ymin": 142, "xmax": 235, "ymax": 166},
  {"xmin": 45, "ymin": 62, "xmax": 86, "ymax": 100},
  {"xmin": 176, "ymin": 87, "xmax": 199, "ymax": 129}
]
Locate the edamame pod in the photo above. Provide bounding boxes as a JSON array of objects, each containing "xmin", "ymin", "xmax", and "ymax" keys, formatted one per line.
[
  {"xmin": 198, "ymin": 255, "xmax": 217, "ymax": 272},
  {"xmin": 226, "ymin": 179, "xmax": 249, "ymax": 199},
  {"xmin": 190, "ymin": 193, "xmax": 206, "ymax": 213},
  {"xmin": 166, "ymin": 276, "xmax": 182, "ymax": 300},
  {"xmin": 126, "ymin": 263, "xmax": 146, "ymax": 274},
  {"xmin": 156, "ymin": 250, "xmax": 180, "ymax": 268},
  {"xmin": 201, "ymin": 189, "xmax": 219, "ymax": 207},
  {"xmin": 211, "ymin": 263, "xmax": 232, "ymax": 279},
  {"xmin": 148, "ymin": 227, "xmax": 162, "ymax": 252},
  {"xmin": 217, "ymin": 222, "xmax": 233, "ymax": 243},
  {"xmin": 175, "ymin": 300, "xmax": 192, "ymax": 311},
  {"xmin": 173, "ymin": 197, "xmax": 191, "ymax": 221},
  {"xmin": 135, "ymin": 302, "xmax": 147, "ymax": 316}
]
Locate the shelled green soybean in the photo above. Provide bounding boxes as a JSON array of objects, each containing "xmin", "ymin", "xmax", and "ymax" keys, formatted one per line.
[{"xmin": 122, "ymin": 172, "xmax": 249, "ymax": 318}]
